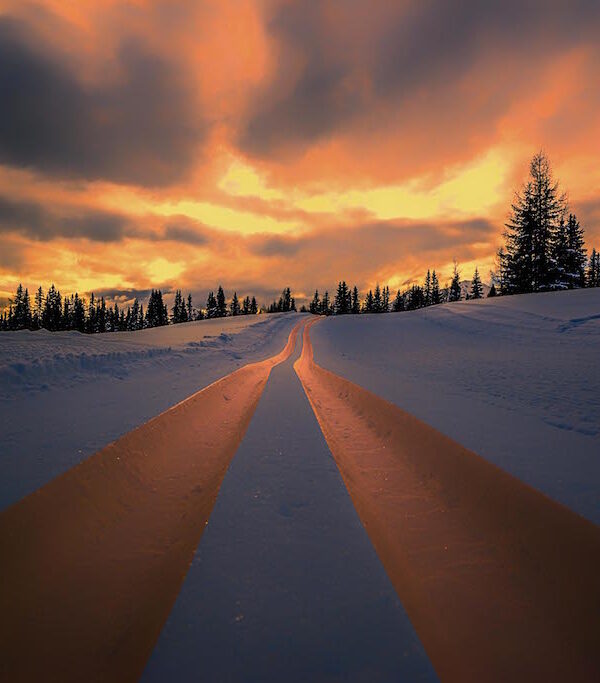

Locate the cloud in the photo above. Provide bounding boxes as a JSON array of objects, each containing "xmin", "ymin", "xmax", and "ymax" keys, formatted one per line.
[
  {"xmin": 245, "ymin": 217, "xmax": 497, "ymax": 292},
  {"xmin": 0, "ymin": 196, "xmax": 133, "ymax": 242},
  {"xmin": 162, "ymin": 221, "xmax": 211, "ymax": 246},
  {"xmin": 0, "ymin": 237, "xmax": 25, "ymax": 269},
  {"xmin": 238, "ymin": 2, "xmax": 361, "ymax": 156},
  {"xmin": 239, "ymin": 0, "xmax": 600, "ymax": 160},
  {"xmin": 0, "ymin": 15, "xmax": 206, "ymax": 186},
  {"xmin": 249, "ymin": 218, "xmax": 496, "ymax": 257},
  {"xmin": 0, "ymin": 197, "xmax": 219, "ymax": 246},
  {"xmin": 251, "ymin": 234, "xmax": 302, "ymax": 257}
]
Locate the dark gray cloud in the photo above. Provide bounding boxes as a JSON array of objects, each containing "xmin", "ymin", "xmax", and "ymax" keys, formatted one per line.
[
  {"xmin": 249, "ymin": 217, "xmax": 496, "ymax": 259},
  {"xmin": 0, "ymin": 196, "xmax": 132, "ymax": 242},
  {"xmin": 0, "ymin": 16, "xmax": 205, "ymax": 186},
  {"xmin": 239, "ymin": 2, "xmax": 360, "ymax": 156},
  {"xmin": 252, "ymin": 234, "xmax": 302, "ymax": 257},
  {"xmin": 0, "ymin": 197, "xmax": 218, "ymax": 245},
  {"xmin": 162, "ymin": 221, "xmax": 210, "ymax": 246},
  {"xmin": 373, "ymin": 0, "xmax": 599, "ymax": 94},
  {"xmin": 92, "ymin": 287, "xmax": 154, "ymax": 302},
  {"xmin": 239, "ymin": 0, "xmax": 600, "ymax": 157}
]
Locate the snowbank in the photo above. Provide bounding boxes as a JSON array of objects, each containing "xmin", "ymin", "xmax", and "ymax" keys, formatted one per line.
[
  {"xmin": 311, "ymin": 289, "xmax": 600, "ymax": 523},
  {"xmin": 0, "ymin": 314, "xmax": 302, "ymax": 510},
  {"xmin": 0, "ymin": 315, "xmax": 285, "ymax": 397}
]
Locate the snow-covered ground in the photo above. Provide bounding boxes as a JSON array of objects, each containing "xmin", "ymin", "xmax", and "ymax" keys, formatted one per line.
[
  {"xmin": 311, "ymin": 289, "xmax": 600, "ymax": 524},
  {"xmin": 0, "ymin": 313, "xmax": 302, "ymax": 510},
  {"xmin": 3, "ymin": 290, "xmax": 599, "ymax": 524}
]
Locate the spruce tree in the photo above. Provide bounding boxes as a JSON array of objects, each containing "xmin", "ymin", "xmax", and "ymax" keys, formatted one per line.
[
  {"xmin": 431, "ymin": 271, "xmax": 441, "ymax": 304},
  {"xmin": 373, "ymin": 284, "xmax": 382, "ymax": 313},
  {"xmin": 206, "ymin": 291, "xmax": 218, "ymax": 319},
  {"xmin": 230, "ymin": 292, "xmax": 241, "ymax": 316},
  {"xmin": 363, "ymin": 290, "xmax": 374, "ymax": 313},
  {"xmin": 487, "ymin": 283, "xmax": 497, "ymax": 298},
  {"xmin": 242, "ymin": 296, "xmax": 251, "ymax": 315},
  {"xmin": 171, "ymin": 290, "xmax": 184, "ymax": 324},
  {"xmin": 98, "ymin": 296, "xmax": 107, "ymax": 332},
  {"xmin": 502, "ymin": 151, "xmax": 567, "ymax": 293},
  {"xmin": 87, "ymin": 293, "xmax": 97, "ymax": 333},
  {"xmin": 351, "ymin": 286, "xmax": 360, "ymax": 314},
  {"xmin": 321, "ymin": 290, "xmax": 331, "ymax": 315},
  {"xmin": 216, "ymin": 286, "xmax": 227, "ymax": 317},
  {"xmin": 587, "ymin": 248, "xmax": 600, "ymax": 287},
  {"xmin": 392, "ymin": 290, "xmax": 405, "ymax": 312},
  {"xmin": 406, "ymin": 285, "xmax": 425, "ymax": 310},
  {"xmin": 129, "ymin": 299, "xmax": 140, "ymax": 330},
  {"xmin": 424, "ymin": 270, "xmax": 432, "ymax": 306},
  {"xmin": 43, "ymin": 284, "xmax": 63, "ymax": 331},
  {"xmin": 564, "ymin": 213, "xmax": 587, "ymax": 288},
  {"xmin": 146, "ymin": 290, "xmax": 168, "ymax": 327},
  {"xmin": 471, "ymin": 268, "xmax": 483, "ymax": 299},
  {"xmin": 187, "ymin": 293, "xmax": 193, "ymax": 321},
  {"xmin": 334, "ymin": 281, "xmax": 351, "ymax": 314},
  {"xmin": 280, "ymin": 287, "xmax": 292, "ymax": 312},
  {"xmin": 309, "ymin": 290, "xmax": 320, "ymax": 314},
  {"xmin": 448, "ymin": 263, "xmax": 462, "ymax": 302},
  {"xmin": 62, "ymin": 295, "xmax": 72, "ymax": 330},
  {"xmin": 73, "ymin": 293, "xmax": 86, "ymax": 332},
  {"xmin": 33, "ymin": 286, "xmax": 43, "ymax": 329},
  {"xmin": 551, "ymin": 215, "xmax": 570, "ymax": 289},
  {"xmin": 250, "ymin": 296, "xmax": 258, "ymax": 315},
  {"xmin": 11, "ymin": 284, "xmax": 32, "ymax": 330},
  {"xmin": 382, "ymin": 285, "xmax": 390, "ymax": 313}
]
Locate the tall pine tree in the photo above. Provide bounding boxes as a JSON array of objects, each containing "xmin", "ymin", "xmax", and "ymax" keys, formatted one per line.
[
  {"xmin": 351, "ymin": 285, "xmax": 360, "ymax": 314},
  {"xmin": 230, "ymin": 292, "xmax": 241, "ymax": 316},
  {"xmin": 502, "ymin": 151, "xmax": 567, "ymax": 293},
  {"xmin": 448, "ymin": 262, "xmax": 462, "ymax": 302},
  {"xmin": 587, "ymin": 248, "xmax": 600, "ymax": 287},
  {"xmin": 216, "ymin": 286, "xmax": 227, "ymax": 317},
  {"xmin": 471, "ymin": 268, "xmax": 483, "ymax": 299},
  {"xmin": 206, "ymin": 291, "xmax": 218, "ymax": 318}
]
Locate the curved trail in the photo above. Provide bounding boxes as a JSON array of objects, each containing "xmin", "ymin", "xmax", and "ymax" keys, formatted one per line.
[
  {"xmin": 142, "ymin": 320, "xmax": 436, "ymax": 682},
  {"xmin": 0, "ymin": 320, "xmax": 305, "ymax": 683},
  {"xmin": 295, "ymin": 319, "xmax": 600, "ymax": 682}
]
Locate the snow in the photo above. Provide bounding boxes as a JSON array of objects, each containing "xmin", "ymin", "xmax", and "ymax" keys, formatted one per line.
[
  {"xmin": 311, "ymin": 289, "xmax": 600, "ymax": 524},
  {"xmin": 3, "ymin": 289, "xmax": 599, "ymax": 524},
  {"xmin": 0, "ymin": 313, "xmax": 302, "ymax": 511},
  {"xmin": 143, "ymin": 328, "xmax": 436, "ymax": 682}
]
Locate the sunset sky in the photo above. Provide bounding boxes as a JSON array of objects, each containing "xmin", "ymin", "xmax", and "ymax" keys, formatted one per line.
[{"xmin": 1, "ymin": 0, "xmax": 599, "ymax": 307}]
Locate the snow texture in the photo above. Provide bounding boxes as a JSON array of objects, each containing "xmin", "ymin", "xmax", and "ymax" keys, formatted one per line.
[
  {"xmin": 311, "ymin": 288, "xmax": 600, "ymax": 524},
  {"xmin": 0, "ymin": 314, "xmax": 302, "ymax": 510},
  {"xmin": 143, "ymin": 330, "xmax": 436, "ymax": 682}
]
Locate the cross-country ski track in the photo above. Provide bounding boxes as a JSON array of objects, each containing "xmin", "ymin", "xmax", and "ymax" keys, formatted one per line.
[{"xmin": 1, "ymin": 315, "xmax": 599, "ymax": 682}]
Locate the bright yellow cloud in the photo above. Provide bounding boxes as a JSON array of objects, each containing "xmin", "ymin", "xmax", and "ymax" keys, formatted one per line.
[
  {"xmin": 218, "ymin": 158, "xmax": 285, "ymax": 201},
  {"xmin": 293, "ymin": 148, "xmax": 512, "ymax": 220},
  {"xmin": 146, "ymin": 257, "xmax": 186, "ymax": 283}
]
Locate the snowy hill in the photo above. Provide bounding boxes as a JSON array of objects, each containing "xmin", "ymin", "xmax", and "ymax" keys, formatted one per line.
[{"xmin": 311, "ymin": 288, "xmax": 600, "ymax": 523}]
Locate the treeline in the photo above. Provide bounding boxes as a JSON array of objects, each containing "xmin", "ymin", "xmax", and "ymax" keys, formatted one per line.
[
  {"xmin": 0, "ymin": 283, "xmax": 261, "ymax": 333},
  {"xmin": 265, "ymin": 287, "xmax": 296, "ymax": 313},
  {"xmin": 307, "ymin": 262, "xmax": 487, "ymax": 317}
]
